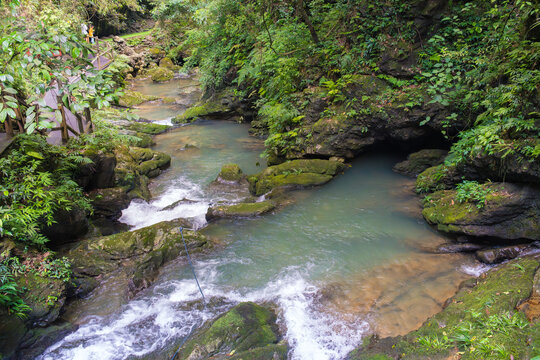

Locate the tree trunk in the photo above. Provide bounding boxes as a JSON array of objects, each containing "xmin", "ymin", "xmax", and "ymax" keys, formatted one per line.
[{"xmin": 296, "ymin": 0, "xmax": 319, "ymax": 44}]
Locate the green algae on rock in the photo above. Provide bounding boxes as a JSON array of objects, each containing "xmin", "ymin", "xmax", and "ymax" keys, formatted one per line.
[
  {"xmin": 216, "ymin": 163, "xmax": 245, "ymax": 183},
  {"xmin": 118, "ymin": 90, "xmax": 160, "ymax": 107},
  {"xmin": 422, "ymin": 183, "xmax": 540, "ymax": 241},
  {"xmin": 206, "ymin": 201, "xmax": 276, "ymax": 221},
  {"xmin": 248, "ymin": 159, "xmax": 346, "ymax": 196},
  {"xmin": 127, "ymin": 122, "xmax": 170, "ymax": 135},
  {"xmin": 148, "ymin": 66, "xmax": 175, "ymax": 82},
  {"xmin": 67, "ymin": 219, "xmax": 210, "ymax": 294},
  {"xmin": 393, "ymin": 149, "xmax": 448, "ymax": 177},
  {"xmin": 162, "ymin": 302, "xmax": 285, "ymax": 360}
]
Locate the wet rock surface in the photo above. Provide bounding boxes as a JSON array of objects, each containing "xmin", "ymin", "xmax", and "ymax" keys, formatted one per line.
[
  {"xmin": 422, "ymin": 183, "xmax": 540, "ymax": 241},
  {"xmin": 151, "ymin": 302, "xmax": 286, "ymax": 360},
  {"xmin": 248, "ymin": 159, "xmax": 346, "ymax": 196},
  {"xmin": 67, "ymin": 218, "xmax": 210, "ymax": 296},
  {"xmin": 393, "ymin": 149, "xmax": 448, "ymax": 177},
  {"xmin": 206, "ymin": 201, "xmax": 276, "ymax": 221}
]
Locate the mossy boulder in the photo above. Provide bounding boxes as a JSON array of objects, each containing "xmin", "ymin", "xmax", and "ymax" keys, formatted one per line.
[
  {"xmin": 127, "ymin": 122, "xmax": 170, "ymax": 135},
  {"xmin": 148, "ymin": 66, "xmax": 175, "ymax": 82},
  {"xmin": 206, "ymin": 201, "xmax": 275, "ymax": 221},
  {"xmin": 67, "ymin": 219, "xmax": 209, "ymax": 294},
  {"xmin": 159, "ymin": 57, "xmax": 180, "ymax": 71},
  {"xmin": 172, "ymin": 88, "xmax": 250, "ymax": 124},
  {"xmin": 114, "ymin": 146, "xmax": 171, "ymax": 199},
  {"xmin": 393, "ymin": 149, "xmax": 448, "ymax": 177},
  {"xmin": 248, "ymin": 159, "xmax": 346, "ymax": 196},
  {"xmin": 422, "ymin": 183, "xmax": 540, "ymax": 241},
  {"xmin": 415, "ymin": 164, "xmax": 460, "ymax": 193},
  {"xmin": 169, "ymin": 302, "xmax": 285, "ymax": 360},
  {"xmin": 17, "ymin": 273, "xmax": 67, "ymax": 328},
  {"xmin": 118, "ymin": 90, "xmax": 159, "ymax": 107},
  {"xmin": 349, "ymin": 256, "xmax": 540, "ymax": 360},
  {"xmin": 172, "ymin": 100, "xmax": 230, "ymax": 124},
  {"xmin": 216, "ymin": 163, "xmax": 245, "ymax": 183}
]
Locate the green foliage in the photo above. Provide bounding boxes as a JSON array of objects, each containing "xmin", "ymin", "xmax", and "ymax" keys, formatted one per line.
[
  {"xmin": 0, "ymin": 135, "xmax": 92, "ymax": 245},
  {"xmin": 0, "ymin": 259, "xmax": 30, "ymax": 318},
  {"xmin": 455, "ymin": 180, "xmax": 493, "ymax": 209}
]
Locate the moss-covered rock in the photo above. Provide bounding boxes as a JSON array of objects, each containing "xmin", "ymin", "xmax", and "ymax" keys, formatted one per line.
[
  {"xmin": 422, "ymin": 182, "xmax": 540, "ymax": 241},
  {"xmin": 206, "ymin": 201, "xmax": 275, "ymax": 221},
  {"xmin": 114, "ymin": 146, "xmax": 171, "ymax": 198},
  {"xmin": 118, "ymin": 90, "xmax": 159, "ymax": 107},
  {"xmin": 169, "ymin": 302, "xmax": 285, "ymax": 360},
  {"xmin": 415, "ymin": 164, "xmax": 459, "ymax": 193},
  {"xmin": 67, "ymin": 219, "xmax": 209, "ymax": 294},
  {"xmin": 89, "ymin": 187, "xmax": 131, "ymax": 220},
  {"xmin": 148, "ymin": 66, "xmax": 175, "ymax": 82},
  {"xmin": 172, "ymin": 100, "xmax": 230, "ymax": 124},
  {"xmin": 393, "ymin": 149, "xmax": 448, "ymax": 177},
  {"xmin": 248, "ymin": 159, "xmax": 345, "ymax": 196},
  {"xmin": 127, "ymin": 122, "xmax": 170, "ymax": 135},
  {"xmin": 349, "ymin": 256, "xmax": 540, "ymax": 360},
  {"xmin": 159, "ymin": 57, "xmax": 180, "ymax": 71},
  {"xmin": 216, "ymin": 163, "xmax": 245, "ymax": 183},
  {"xmin": 17, "ymin": 273, "xmax": 67, "ymax": 328},
  {"xmin": 172, "ymin": 88, "xmax": 251, "ymax": 124}
]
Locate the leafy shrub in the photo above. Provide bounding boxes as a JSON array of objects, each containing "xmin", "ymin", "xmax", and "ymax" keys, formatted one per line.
[
  {"xmin": 0, "ymin": 135, "xmax": 92, "ymax": 245},
  {"xmin": 455, "ymin": 181, "xmax": 493, "ymax": 209},
  {"xmin": 0, "ymin": 260, "xmax": 30, "ymax": 318}
]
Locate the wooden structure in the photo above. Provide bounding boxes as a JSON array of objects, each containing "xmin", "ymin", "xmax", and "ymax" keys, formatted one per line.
[{"xmin": 1, "ymin": 38, "xmax": 113, "ymax": 146}]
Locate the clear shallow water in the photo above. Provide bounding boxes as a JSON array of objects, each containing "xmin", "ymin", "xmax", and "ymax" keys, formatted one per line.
[{"xmin": 39, "ymin": 82, "xmax": 481, "ymax": 360}]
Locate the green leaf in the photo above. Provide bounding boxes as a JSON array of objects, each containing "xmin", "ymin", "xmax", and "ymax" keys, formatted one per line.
[{"xmin": 26, "ymin": 150, "xmax": 43, "ymax": 159}]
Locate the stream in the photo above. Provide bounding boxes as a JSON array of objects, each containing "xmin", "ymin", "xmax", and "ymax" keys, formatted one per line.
[{"xmin": 38, "ymin": 76, "xmax": 489, "ymax": 360}]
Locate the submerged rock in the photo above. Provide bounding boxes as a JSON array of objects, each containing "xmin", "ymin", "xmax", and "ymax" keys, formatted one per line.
[
  {"xmin": 476, "ymin": 244, "xmax": 533, "ymax": 264},
  {"xmin": 393, "ymin": 149, "xmax": 448, "ymax": 177},
  {"xmin": 159, "ymin": 302, "xmax": 286, "ymax": 360},
  {"xmin": 422, "ymin": 183, "xmax": 540, "ymax": 241},
  {"xmin": 348, "ymin": 255, "xmax": 540, "ymax": 359},
  {"xmin": 248, "ymin": 159, "xmax": 346, "ymax": 196},
  {"xmin": 206, "ymin": 201, "xmax": 276, "ymax": 221}
]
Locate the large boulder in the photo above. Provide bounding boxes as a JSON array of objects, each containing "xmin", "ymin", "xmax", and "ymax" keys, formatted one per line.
[
  {"xmin": 148, "ymin": 66, "xmax": 174, "ymax": 82},
  {"xmin": 88, "ymin": 187, "xmax": 131, "ymax": 220},
  {"xmin": 172, "ymin": 88, "xmax": 254, "ymax": 124},
  {"xmin": 393, "ymin": 149, "xmax": 448, "ymax": 177},
  {"xmin": 157, "ymin": 302, "xmax": 286, "ymax": 360},
  {"xmin": 422, "ymin": 183, "xmax": 540, "ymax": 241},
  {"xmin": 67, "ymin": 219, "xmax": 210, "ymax": 295},
  {"xmin": 41, "ymin": 207, "xmax": 89, "ymax": 246},
  {"xmin": 248, "ymin": 159, "xmax": 346, "ymax": 196},
  {"xmin": 76, "ymin": 151, "xmax": 117, "ymax": 190},
  {"xmin": 216, "ymin": 163, "xmax": 245, "ymax": 183}
]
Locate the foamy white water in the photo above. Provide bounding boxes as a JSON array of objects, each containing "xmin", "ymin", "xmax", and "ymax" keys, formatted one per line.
[
  {"xmin": 119, "ymin": 177, "xmax": 209, "ymax": 230},
  {"xmin": 39, "ymin": 261, "xmax": 367, "ymax": 360},
  {"xmin": 460, "ymin": 263, "xmax": 492, "ymax": 276}
]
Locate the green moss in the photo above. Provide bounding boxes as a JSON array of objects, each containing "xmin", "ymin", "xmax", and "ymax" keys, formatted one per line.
[
  {"xmin": 148, "ymin": 66, "xmax": 174, "ymax": 82},
  {"xmin": 132, "ymin": 132, "xmax": 154, "ymax": 148},
  {"xmin": 217, "ymin": 163, "xmax": 244, "ymax": 182},
  {"xmin": 228, "ymin": 344, "xmax": 288, "ymax": 360},
  {"xmin": 416, "ymin": 164, "xmax": 451, "ymax": 193},
  {"xmin": 249, "ymin": 159, "xmax": 345, "ymax": 196},
  {"xmin": 127, "ymin": 122, "xmax": 170, "ymax": 135},
  {"xmin": 351, "ymin": 257, "xmax": 540, "ymax": 360},
  {"xmin": 175, "ymin": 302, "xmax": 280, "ymax": 360},
  {"xmin": 208, "ymin": 201, "xmax": 275, "ymax": 219},
  {"xmin": 172, "ymin": 101, "xmax": 229, "ymax": 124},
  {"xmin": 118, "ymin": 90, "xmax": 159, "ymax": 107}
]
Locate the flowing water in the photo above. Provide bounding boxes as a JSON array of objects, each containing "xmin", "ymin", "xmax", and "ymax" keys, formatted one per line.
[{"xmin": 39, "ymin": 77, "xmax": 487, "ymax": 360}]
